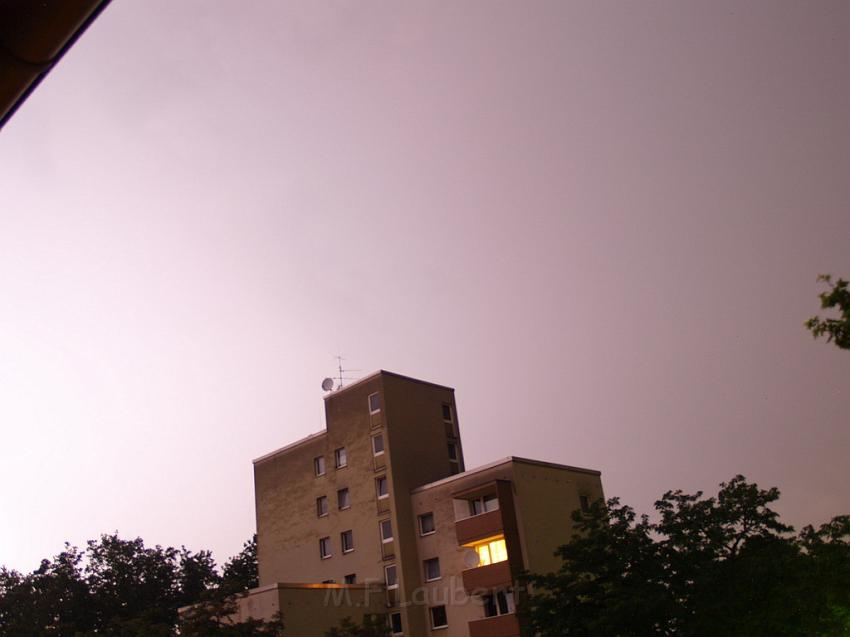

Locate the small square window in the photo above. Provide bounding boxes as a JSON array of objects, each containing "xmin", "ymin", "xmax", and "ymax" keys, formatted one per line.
[
  {"xmin": 335, "ymin": 447, "xmax": 347, "ymax": 469},
  {"xmin": 341, "ymin": 530, "xmax": 354, "ymax": 553},
  {"xmin": 376, "ymin": 475, "xmax": 389, "ymax": 500},
  {"xmin": 384, "ymin": 564, "xmax": 398, "ymax": 589},
  {"xmin": 368, "ymin": 392, "xmax": 381, "ymax": 414},
  {"xmin": 316, "ymin": 495, "xmax": 328, "ymax": 517},
  {"xmin": 314, "ymin": 456, "xmax": 326, "ymax": 476},
  {"xmin": 424, "ymin": 557, "xmax": 441, "ymax": 582},
  {"xmin": 380, "ymin": 519, "xmax": 393, "ymax": 543},
  {"xmin": 430, "ymin": 605, "xmax": 448, "ymax": 629},
  {"xmin": 344, "ymin": 573, "xmax": 356, "ymax": 584},
  {"xmin": 579, "ymin": 495, "xmax": 590, "ymax": 512},
  {"xmin": 441, "ymin": 404, "xmax": 452, "ymax": 422},
  {"xmin": 418, "ymin": 512, "xmax": 435, "ymax": 536},
  {"xmin": 372, "ymin": 433, "xmax": 385, "ymax": 456},
  {"xmin": 389, "ymin": 611, "xmax": 402, "ymax": 634},
  {"xmin": 338, "ymin": 488, "xmax": 351, "ymax": 510},
  {"xmin": 319, "ymin": 536, "xmax": 332, "ymax": 559}
]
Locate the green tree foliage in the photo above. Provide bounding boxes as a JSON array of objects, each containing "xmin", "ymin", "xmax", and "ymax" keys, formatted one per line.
[
  {"xmin": 522, "ymin": 476, "xmax": 850, "ymax": 637},
  {"xmin": 806, "ymin": 274, "xmax": 850, "ymax": 349},
  {"xmin": 219, "ymin": 534, "xmax": 259, "ymax": 596},
  {"xmin": 325, "ymin": 614, "xmax": 390, "ymax": 637},
  {"xmin": 180, "ymin": 597, "xmax": 284, "ymax": 636},
  {"xmin": 0, "ymin": 533, "xmax": 275, "ymax": 637}
]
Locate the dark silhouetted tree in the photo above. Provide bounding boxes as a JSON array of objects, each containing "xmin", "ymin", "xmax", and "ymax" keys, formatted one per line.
[
  {"xmin": 806, "ymin": 274, "xmax": 850, "ymax": 349},
  {"xmin": 522, "ymin": 476, "xmax": 850, "ymax": 637},
  {"xmin": 325, "ymin": 614, "xmax": 390, "ymax": 637}
]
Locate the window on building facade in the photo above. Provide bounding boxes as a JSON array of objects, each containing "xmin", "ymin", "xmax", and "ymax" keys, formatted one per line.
[
  {"xmin": 341, "ymin": 530, "xmax": 354, "ymax": 553},
  {"xmin": 418, "ymin": 512, "xmax": 435, "ymax": 535},
  {"xmin": 338, "ymin": 488, "xmax": 350, "ymax": 510},
  {"xmin": 380, "ymin": 519, "xmax": 393, "ymax": 543},
  {"xmin": 430, "ymin": 605, "xmax": 448, "ymax": 629},
  {"xmin": 483, "ymin": 590, "xmax": 515, "ymax": 617},
  {"xmin": 319, "ymin": 536, "xmax": 332, "ymax": 559},
  {"xmin": 424, "ymin": 557, "xmax": 441, "ymax": 582},
  {"xmin": 314, "ymin": 456, "xmax": 325, "ymax": 476},
  {"xmin": 372, "ymin": 433, "xmax": 384, "ymax": 455},
  {"xmin": 469, "ymin": 494, "xmax": 499, "ymax": 517},
  {"xmin": 579, "ymin": 494, "xmax": 590, "ymax": 512},
  {"xmin": 316, "ymin": 495, "xmax": 328, "ymax": 517},
  {"xmin": 344, "ymin": 573, "xmax": 356, "ymax": 584},
  {"xmin": 376, "ymin": 475, "xmax": 388, "ymax": 499},
  {"xmin": 471, "ymin": 536, "xmax": 508, "ymax": 566},
  {"xmin": 447, "ymin": 442, "xmax": 458, "ymax": 461},
  {"xmin": 441, "ymin": 403, "xmax": 452, "ymax": 422},
  {"xmin": 384, "ymin": 564, "xmax": 398, "ymax": 589},
  {"xmin": 368, "ymin": 392, "xmax": 381, "ymax": 414},
  {"xmin": 334, "ymin": 447, "xmax": 347, "ymax": 468},
  {"xmin": 389, "ymin": 611, "xmax": 402, "ymax": 634}
]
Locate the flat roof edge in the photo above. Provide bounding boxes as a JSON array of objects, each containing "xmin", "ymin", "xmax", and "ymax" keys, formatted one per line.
[
  {"xmin": 323, "ymin": 370, "xmax": 455, "ymax": 401},
  {"xmin": 252, "ymin": 430, "xmax": 327, "ymax": 465},
  {"xmin": 411, "ymin": 456, "xmax": 601, "ymax": 493}
]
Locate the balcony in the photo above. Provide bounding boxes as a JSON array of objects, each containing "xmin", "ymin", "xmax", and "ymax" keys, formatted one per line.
[
  {"xmin": 461, "ymin": 560, "xmax": 512, "ymax": 594},
  {"xmin": 455, "ymin": 509, "xmax": 503, "ymax": 545},
  {"xmin": 468, "ymin": 614, "xmax": 520, "ymax": 637}
]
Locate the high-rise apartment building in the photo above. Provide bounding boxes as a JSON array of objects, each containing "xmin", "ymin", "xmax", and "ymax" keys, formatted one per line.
[{"xmin": 241, "ymin": 371, "xmax": 604, "ymax": 636}]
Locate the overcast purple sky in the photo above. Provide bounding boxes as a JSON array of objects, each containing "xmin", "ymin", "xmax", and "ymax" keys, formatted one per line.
[{"xmin": 1, "ymin": 1, "xmax": 848, "ymax": 571}]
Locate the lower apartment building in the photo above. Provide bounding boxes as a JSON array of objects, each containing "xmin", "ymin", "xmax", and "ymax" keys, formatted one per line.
[{"xmin": 241, "ymin": 370, "xmax": 604, "ymax": 636}]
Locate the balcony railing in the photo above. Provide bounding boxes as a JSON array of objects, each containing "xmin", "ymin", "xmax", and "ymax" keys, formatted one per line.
[
  {"xmin": 461, "ymin": 560, "xmax": 512, "ymax": 594},
  {"xmin": 455, "ymin": 509, "xmax": 503, "ymax": 545},
  {"xmin": 468, "ymin": 613, "xmax": 520, "ymax": 637}
]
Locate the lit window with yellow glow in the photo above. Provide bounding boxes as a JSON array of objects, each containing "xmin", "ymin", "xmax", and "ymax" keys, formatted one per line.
[{"xmin": 471, "ymin": 536, "xmax": 508, "ymax": 566}]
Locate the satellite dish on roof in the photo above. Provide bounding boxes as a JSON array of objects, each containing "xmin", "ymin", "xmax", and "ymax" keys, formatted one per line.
[{"xmin": 321, "ymin": 377, "xmax": 335, "ymax": 392}]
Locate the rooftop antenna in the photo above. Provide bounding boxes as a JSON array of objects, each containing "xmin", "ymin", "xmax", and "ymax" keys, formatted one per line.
[{"xmin": 324, "ymin": 355, "xmax": 360, "ymax": 391}]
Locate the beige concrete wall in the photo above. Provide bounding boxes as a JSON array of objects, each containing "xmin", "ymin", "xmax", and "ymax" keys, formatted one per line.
[
  {"xmin": 511, "ymin": 460, "xmax": 604, "ymax": 575},
  {"xmin": 235, "ymin": 583, "xmax": 386, "ymax": 637},
  {"xmin": 255, "ymin": 374, "xmax": 390, "ymax": 587}
]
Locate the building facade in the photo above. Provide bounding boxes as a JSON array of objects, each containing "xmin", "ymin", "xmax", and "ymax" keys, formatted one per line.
[{"xmin": 249, "ymin": 371, "xmax": 604, "ymax": 636}]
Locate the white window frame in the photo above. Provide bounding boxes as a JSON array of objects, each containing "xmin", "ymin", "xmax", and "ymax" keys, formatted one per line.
[
  {"xmin": 418, "ymin": 512, "xmax": 436, "ymax": 536},
  {"xmin": 430, "ymin": 605, "xmax": 448, "ymax": 629},
  {"xmin": 368, "ymin": 392, "xmax": 381, "ymax": 414},
  {"xmin": 389, "ymin": 611, "xmax": 403, "ymax": 635},
  {"xmin": 319, "ymin": 536, "xmax": 332, "ymax": 559},
  {"xmin": 384, "ymin": 564, "xmax": 398, "ymax": 590},
  {"xmin": 314, "ymin": 455, "xmax": 326, "ymax": 477},
  {"xmin": 341, "ymin": 530, "xmax": 354, "ymax": 553},
  {"xmin": 372, "ymin": 433, "xmax": 385, "ymax": 456},
  {"xmin": 334, "ymin": 447, "xmax": 347, "ymax": 469},
  {"xmin": 376, "ymin": 475, "xmax": 389, "ymax": 500},
  {"xmin": 380, "ymin": 519, "xmax": 393, "ymax": 543},
  {"xmin": 423, "ymin": 557, "xmax": 441, "ymax": 582}
]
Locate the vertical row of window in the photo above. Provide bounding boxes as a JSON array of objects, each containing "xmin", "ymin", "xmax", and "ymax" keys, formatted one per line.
[{"xmin": 443, "ymin": 403, "xmax": 460, "ymax": 475}]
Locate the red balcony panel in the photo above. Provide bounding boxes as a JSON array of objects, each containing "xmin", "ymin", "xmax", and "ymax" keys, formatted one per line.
[
  {"xmin": 461, "ymin": 561, "xmax": 513, "ymax": 594},
  {"xmin": 455, "ymin": 509, "xmax": 503, "ymax": 545},
  {"xmin": 468, "ymin": 614, "xmax": 521, "ymax": 637}
]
